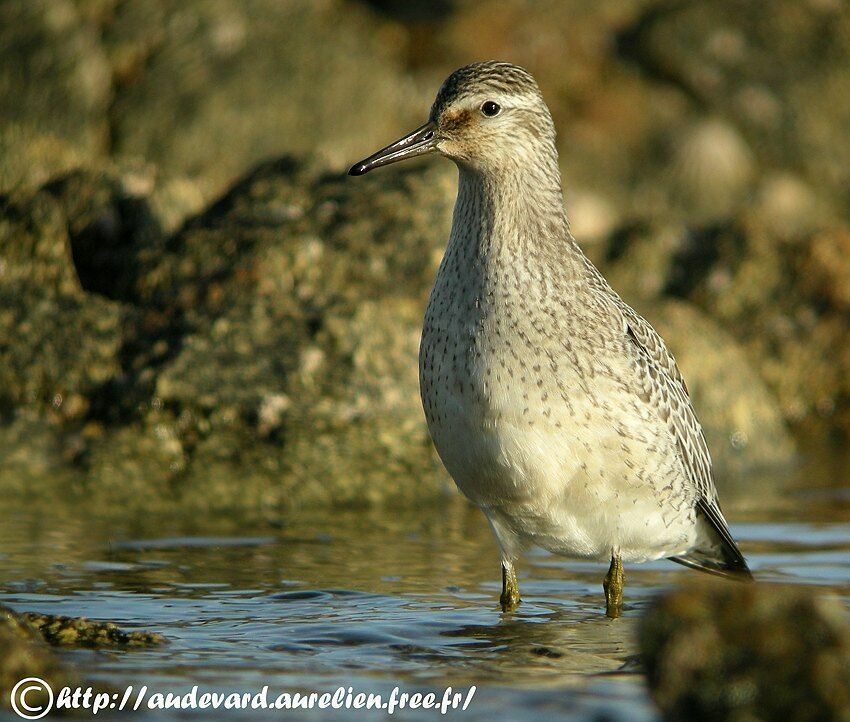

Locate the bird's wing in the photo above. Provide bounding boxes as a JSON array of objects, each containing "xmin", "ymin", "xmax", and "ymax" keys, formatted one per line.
[
  {"xmin": 622, "ymin": 307, "xmax": 688, "ymax": 396},
  {"xmin": 575, "ymin": 247, "xmax": 750, "ymax": 576},
  {"xmin": 620, "ymin": 306, "xmax": 715, "ymax": 506},
  {"xmin": 578, "ymin": 251, "xmax": 714, "ymax": 501},
  {"xmin": 579, "ymin": 259, "xmax": 701, "ymax": 481},
  {"xmin": 575, "ymin": 249, "xmax": 689, "ymax": 395},
  {"xmin": 617, "ymin": 301, "xmax": 751, "ymax": 578}
]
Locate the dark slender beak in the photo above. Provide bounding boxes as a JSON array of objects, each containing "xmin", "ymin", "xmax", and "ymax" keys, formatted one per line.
[{"xmin": 348, "ymin": 121, "xmax": 438, "ymax": 176}]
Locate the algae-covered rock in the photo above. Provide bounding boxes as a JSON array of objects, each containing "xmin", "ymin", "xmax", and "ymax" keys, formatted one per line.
[
  {"xmin": 85, "ymin": 160, "xmax": 457, "ymax": 510},
  {"xmin": 22, "ymin": 611, "xmax": 166, "ymax": 648},
  {"xmin": 105, "ymin": 0, "xmax": 421, "ymax": 205},
  {"xmin": 675, "ymin": 219, "xmax": 850, "ymax": 437},
  {"xmin": 640, "ymin": 582, "xmax": 850, "ymax": 722},
  {"xmin": 0, "ymin": 605, "xmax": 77, "ymax": 709},
  {"xmin": 0, "ymin": 188, "xmax": 123, "ymax": 413},
  {"xmin": 0, "ymin": 172, "xmax": 156, "ymax": 493},
  {"xmin": 0, "ymin": 284, "xmax": 121, "ymax": 411},
  {"xmin": 0, "ymin": 603, "xmax": 164, "ymax": 710},
  {"xmin": 0, "ymin": 156, "xmax": 802, "ymax": 509},
  {"xmin": 40, "ymin": 170, "xmax": 163, "ymax": 302},
  {"xmin": 0, "ymin": 189, "xmax": 80, "ymax": 294},
  {"xmin": 1, "ymin": 0, "xmax": 848, "ymax": 506},
  {"xmin": 626, "ymin": 0, "xmax": 850, "ymax": 209},
  {"xmin": 0, "ymin": 0, "xmax": 111, "ymax": 192},
  {"xmin": 0, "ymin": 169, "xmax": 172, "ymax": 443}
]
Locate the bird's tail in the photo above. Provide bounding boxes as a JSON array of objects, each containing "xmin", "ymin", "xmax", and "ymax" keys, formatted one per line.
[
  {"xmin": 668, "ymin": 499, "xmax": 753, "ymax": 581},
  {"xmin": 669, "ymin": 549, "xmax": 753, "ymax": 580}
]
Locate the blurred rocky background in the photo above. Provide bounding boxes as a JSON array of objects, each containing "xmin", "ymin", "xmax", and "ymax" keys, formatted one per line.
[{"xmin": 1, "ymin": 0, "xmax": 848, "ymax": 512}]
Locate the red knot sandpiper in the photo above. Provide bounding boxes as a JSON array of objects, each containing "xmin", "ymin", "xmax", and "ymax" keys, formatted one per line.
[{"xmin": 350, "ymin": 61, "xmax": 752, "ymax": 618}]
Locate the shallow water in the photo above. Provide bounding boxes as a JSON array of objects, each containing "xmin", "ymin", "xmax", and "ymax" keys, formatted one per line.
[{"xmin": 1, "ymin": 450, "xmax": 849, "ymax": 721}]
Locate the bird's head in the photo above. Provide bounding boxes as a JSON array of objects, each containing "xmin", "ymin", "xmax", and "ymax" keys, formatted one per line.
[{"xmin": 349, "ymin": 61, "xmax": 556, "ymax": 177}]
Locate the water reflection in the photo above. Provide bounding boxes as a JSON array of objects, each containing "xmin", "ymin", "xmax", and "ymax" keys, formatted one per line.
[{"xmin": 0, "ymin": 448, "xmax": 848, "ymax": 721}]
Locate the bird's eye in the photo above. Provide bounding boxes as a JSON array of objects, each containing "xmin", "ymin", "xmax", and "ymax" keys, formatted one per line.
[{"xmin": 481, "ymin": 101, "xmax": 501, "ymax": 117}]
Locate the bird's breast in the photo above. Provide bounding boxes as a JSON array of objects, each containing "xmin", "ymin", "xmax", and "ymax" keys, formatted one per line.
[{"xmin": 419, "ymin": 270, "xmax": 586, "ymax": 502}]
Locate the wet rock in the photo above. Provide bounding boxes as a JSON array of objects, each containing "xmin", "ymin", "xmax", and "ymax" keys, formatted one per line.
[
  {"xmin": 640, "ymin": 582, "xmax": 850, "ymax": 722},
  {"xmin": 0, "ymin": 605, "xmax": 77, "ymax": 707},
  {"xmin": 22, "ymin": 611, "xmax": 166, "ymax": 648},
  {"xmin": 0, "ymin": 603, "xmax": 164, "ymax": 709}
]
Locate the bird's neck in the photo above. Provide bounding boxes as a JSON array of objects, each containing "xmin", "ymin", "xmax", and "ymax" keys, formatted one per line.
[{"xmin": 449, "ymin": 155, "xmax": 583, "ymax": 277}]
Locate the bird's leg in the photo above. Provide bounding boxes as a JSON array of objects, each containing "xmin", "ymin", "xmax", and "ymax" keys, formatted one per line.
[
  {"xmin": 603, "ymin": 554, "xmax": 624, "ymax": 619},
  {"xmin": 500, "ymin": 560, "xmax": 521, "ymax": 611}
]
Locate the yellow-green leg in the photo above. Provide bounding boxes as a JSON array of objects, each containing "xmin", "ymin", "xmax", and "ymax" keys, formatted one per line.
[
  {"xmin": 603, "ymin": 554, "xmax": 624, "ymax": 619},
  {"xmin": 500, "ymin": 561, "xmax": 521, "ymax": 611}
]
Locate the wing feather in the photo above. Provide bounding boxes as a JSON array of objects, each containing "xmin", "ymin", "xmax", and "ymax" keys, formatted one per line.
[
  {"xmin": 623, "ymin": 313, "xmax": 752, "ymax": 578},
  {"xmin": 575, "ymin": 250, "xmax": 751, "ymax": 578}
]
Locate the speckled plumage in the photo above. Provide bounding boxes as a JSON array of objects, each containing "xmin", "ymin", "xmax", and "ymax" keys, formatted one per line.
[{"xmin": 352, "ymin": 61, "xmax": 751, "ymax": 607}]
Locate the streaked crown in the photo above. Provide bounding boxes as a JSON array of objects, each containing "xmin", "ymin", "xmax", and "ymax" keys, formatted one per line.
[{"xmin": 430, "ymin": 61, "xmax": 542, "ymax": 120}]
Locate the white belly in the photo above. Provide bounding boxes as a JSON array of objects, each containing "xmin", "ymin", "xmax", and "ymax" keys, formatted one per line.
[
  {"xmin": 421, "ymin": 357, "xmax": 698, "ymax": 564},
  {"xmin": 418, "ymin": 233, "xmax": 700, "ymax": 565}
]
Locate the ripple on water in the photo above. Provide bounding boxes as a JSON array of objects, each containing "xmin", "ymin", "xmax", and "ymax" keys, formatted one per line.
[{"xmin": 0, "ymin": 464, "xmax": 848, "ymax": 721}]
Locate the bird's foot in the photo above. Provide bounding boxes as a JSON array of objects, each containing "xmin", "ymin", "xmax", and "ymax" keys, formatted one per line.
[
  {"xmin": 603, "ymin": 555, "xmax": 625, "ymax": 619},
  {"xmin": 500, "ymin": 561, "xmax": 521, "ymax": 611}
]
